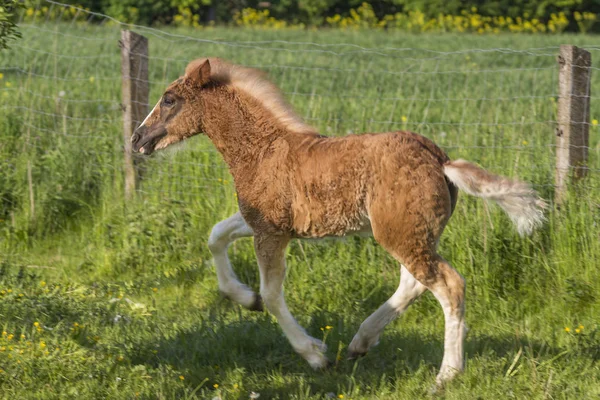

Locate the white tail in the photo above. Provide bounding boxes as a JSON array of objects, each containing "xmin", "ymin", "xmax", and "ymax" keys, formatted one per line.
[{"xmin": 444, "ymin": 159, "xmax": 547, "ymax": 236}]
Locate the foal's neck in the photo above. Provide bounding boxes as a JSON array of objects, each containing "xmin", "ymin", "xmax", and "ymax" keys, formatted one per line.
[{"xmin": 201, "ymin": 88, "xmax": 301, "ymax": 172}]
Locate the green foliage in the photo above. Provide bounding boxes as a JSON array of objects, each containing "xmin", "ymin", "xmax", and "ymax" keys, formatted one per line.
[
  {"xmin": 0, "ymin": 0, "xmax": 24, "ymax": 50},
  {"xmin": 0, "ymin": 22, "xmax": 599, "ymax": 398},
  {"xmin": 46, "ymin": 0, "xmax": 600, "ymax": 31}
]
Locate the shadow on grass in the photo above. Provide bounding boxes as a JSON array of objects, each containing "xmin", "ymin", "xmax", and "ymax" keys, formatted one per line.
[{"xmin": 125, "ymin": 306, "xmax": 565, "ymax": 398}]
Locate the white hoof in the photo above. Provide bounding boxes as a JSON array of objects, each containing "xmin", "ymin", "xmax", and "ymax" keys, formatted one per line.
[
  {"xmin": 347, "ymin": 333, "xmax": 379, "ymax": 357},
  {"xmin": 298, "ymin": 338, "xmax": 329, "ymax": 369}
]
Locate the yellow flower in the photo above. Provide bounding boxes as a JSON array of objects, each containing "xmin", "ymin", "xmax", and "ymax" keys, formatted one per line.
[
  {"xmin": 152, "ymin": 287, "xmax": 158, "ymax": 292},
  {"xmin": 575, "ymin": 328, "xmax": 581, "ymax": 334},
  {"xmin": 7, "ymin": 334, "xmax": 13, "ymax": 340},
  {"xmin": 179, "ymin": 375, "xmax": 185, "ymax": 381},
  {"xmin": 5, "ymin": 82, "xmax": 12, "ymax": 88},
  {"xmin": 579, "ymin": 325, "xmax": 584, "ymax": 330},
  {"xmin": 592, "ymin": 119, "xmax": 598, "ymax": 127},
  {"xmin": 233, "ymin": 383, "xmax": 239, "ymax": 389},
  {"xmin": 7, "ymin": 289, "xmax": 11, "ymax": 293},
  {"xmin": 73, "ymin": 322, "xmax": 79, "ymax": 327},
  {"xmin": 522, "ymin": 140, "xmax": 528, "ymax": 145},
  {"xmin": 89, "ymin": 76, "xmax": 95, "ymax": 83},
  {"xmin": 39, "ymin": 341, "xmax": 46, "ymax": 349},
  {"xmin": 213, "ymin": 383, "xmax": 219, "ymax": 389},
  {"xmin": 1, "ymin": 331, "xmax": 6, "ymax": 336},
  {"xmin": 34, "ymin": 322, "xmax": 40, "ymax": 327},
  {"xmin": 0, "ymin": 346, "xmax": 5, "ymax": 351},
  {"xmin": 117, "ymin": 355, "xmax": 124, "ymax": 361},
  {"xmin": 20, "ymin": 334, "xmax": 25, "ymax": 339},
  {"xmin": 401, "ymin": 115, "xmax": 408, "ymax": 123},
  {"xmin": 40, "ymin": 281, "xmax": 46, "ymax": 287},
  {"xmin": 338, "ymin": 395, "xmax": 345, "ymax": 399},
  {"xmin": 564, "ymin": 327, "xmax": 570, "ymax": 332},
  {"xmin": 325, "ymin": 325, "xmax": 333, "ymax": 330},
  {"xmin": 0, "ymin": 73, "xmax": 3, "ymax": 79}
]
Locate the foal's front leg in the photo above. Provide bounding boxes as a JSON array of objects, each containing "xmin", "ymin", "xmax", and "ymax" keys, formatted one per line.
[
  {"xmin": 208, "ymin": 212, "xmax": 262, "ymax": 310},
  {"xmin": 254, "ymin": 234, "xmax": 329, "ymax": 369}
]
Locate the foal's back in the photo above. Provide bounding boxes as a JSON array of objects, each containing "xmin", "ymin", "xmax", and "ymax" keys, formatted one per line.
[{"xmin": 282, "ymin": 130, "xmax": 458, "ymax": 240}]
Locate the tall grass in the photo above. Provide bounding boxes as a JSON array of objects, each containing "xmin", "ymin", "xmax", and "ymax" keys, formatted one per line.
[{"xmin": 0, "ymin": 19, "xmax": 599, "ymax": 399}]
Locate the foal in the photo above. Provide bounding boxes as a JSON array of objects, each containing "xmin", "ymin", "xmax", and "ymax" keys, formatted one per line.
[{"xmin": 131, "ymin": 58, "xmax": 546, "ymax": 385}]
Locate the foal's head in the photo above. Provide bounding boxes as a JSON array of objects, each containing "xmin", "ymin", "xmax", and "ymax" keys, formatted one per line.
[
  {"xmin": 131, "ymin": 58, "xmax": 314, "ymax": 155},
  {"xmin": 131, "ymin": 58, "xmax": 213, "ymax": 155}
]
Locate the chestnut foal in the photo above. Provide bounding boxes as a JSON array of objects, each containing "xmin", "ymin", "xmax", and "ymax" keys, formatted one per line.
[{"xmin": 131, "ymin": 58, "xmax": 546, "ymax": 385}]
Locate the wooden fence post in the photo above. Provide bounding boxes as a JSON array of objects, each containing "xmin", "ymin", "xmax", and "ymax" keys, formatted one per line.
[
  {"xmin": 555, "ymin": 45, "xmax": 591, "ymax": 205},
  {"xmin": 120, "ymin": 30, "xmax": 149, "ymax": 200}
]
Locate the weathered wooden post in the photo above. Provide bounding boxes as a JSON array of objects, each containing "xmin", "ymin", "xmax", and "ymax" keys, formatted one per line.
[
  {"xmin": 120, "ymin": 30, "xmax": 149, "ymax": 200},
  {"xmin": 555, "ymin": 45, "xmax": 591, "ymax": 205}
]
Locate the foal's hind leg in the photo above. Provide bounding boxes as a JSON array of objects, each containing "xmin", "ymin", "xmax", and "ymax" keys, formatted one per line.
[
  {"xmin": 348, "ymin": 265, "xmax": 427, "ymax": 358},
  {"xmin": 426, "ymin": 256, "xmax": 467, "ymax": 385},
  {"xmin": 254, "ymin": 234, "xmax": 329, "ymax": 369},
  {"xmin": 208, "ymin": 212, "xmax": 262, "ymax": 311},
  {"xmin": 400, "ymin": 253, "xmax": 467, "ymax": 385}
]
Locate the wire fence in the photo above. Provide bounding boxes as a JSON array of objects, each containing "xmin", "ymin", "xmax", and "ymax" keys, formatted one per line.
[{"xmin": 1, "ymin": 0, "xmax": 599, "ymax": 236}]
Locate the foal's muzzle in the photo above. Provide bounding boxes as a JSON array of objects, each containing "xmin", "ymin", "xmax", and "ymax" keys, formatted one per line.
[{"xmin": 131, "ymin": 125, "xmax": 166, "ymax": 155}]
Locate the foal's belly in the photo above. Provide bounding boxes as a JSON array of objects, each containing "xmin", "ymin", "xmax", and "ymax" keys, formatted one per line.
[{"xmin": 291, "ymin": 214, "xmax": 373, "ymax": 240}]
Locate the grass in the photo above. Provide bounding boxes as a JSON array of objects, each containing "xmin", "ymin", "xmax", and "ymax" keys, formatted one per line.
[{"xmin": 0, "ymin": 13, "xmax": 599, "ymax": 399}]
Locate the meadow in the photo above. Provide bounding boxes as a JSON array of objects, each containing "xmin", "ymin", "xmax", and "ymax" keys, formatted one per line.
[{"xmin": 0, "ymin": 12, "xmax": 599, "ymax": 399}]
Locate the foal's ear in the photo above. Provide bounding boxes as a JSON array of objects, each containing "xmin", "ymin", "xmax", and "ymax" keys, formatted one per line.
[{"xmin": 185, "ymin": 59, "xmax": 211, "ymax": 86}]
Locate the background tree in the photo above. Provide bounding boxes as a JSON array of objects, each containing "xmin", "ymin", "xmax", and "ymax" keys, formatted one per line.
[{"xmin": 0, "ymin": 0, "xmax": 24, "ymax": 50}]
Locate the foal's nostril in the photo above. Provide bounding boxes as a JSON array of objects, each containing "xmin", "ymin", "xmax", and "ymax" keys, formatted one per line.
[{"xmin": 131, "ymin": 132, "xmax": 140, "ymax": 144}]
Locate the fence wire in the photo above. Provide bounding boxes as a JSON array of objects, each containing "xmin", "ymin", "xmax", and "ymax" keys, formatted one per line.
[{"xmin": 1, "ymin": 0, "xmax": 599, "ymax": 234}]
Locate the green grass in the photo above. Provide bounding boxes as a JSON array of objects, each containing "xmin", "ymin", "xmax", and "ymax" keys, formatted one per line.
[{"xmin": 0, "ymin": 16, "xmax": 599, "ymax": 399}]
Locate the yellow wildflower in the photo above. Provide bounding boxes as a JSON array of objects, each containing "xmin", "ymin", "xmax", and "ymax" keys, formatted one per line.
[
  {"xmin": 575, "ymin": 328, "xmax": 581, "ymax": 334},
  {"xmin": 7, "ymin": 334, "xmax": 13, "ymax": 340},
  {"xmin": 564, "ymin": 327, "xmax": 570, "ymax": 332},
  {"xmin": 213, "ymin": 383, "xmax": 219, "ymax": 389},
  {"xmin": 325, "ymin": 325, "xmax": 333, "ymax": 330},
  {"xmin": 179, "ymin": 375, "xmax": 185, "ymax": 381},
  {"xmin": 40, "ymin": 281, "xmax": 46, "ymax": 287},
  {"xmin": 579, "ymin": 325, "xmax": 584, "ymax": 330},
  {"xmin": 0, "ymin": 73, "xmax": 3, "ymax": 79},
  {"xmin": 0, "ymin": 346, "xmax": 5, "ymax": 351},
  {"xmin": 1, "ymin": 331, "xmax": 6, "ymax": 336},
  {"xmin": 233, "ymin": 383, "xmax": 239, "ymax": 389},
  {"xmin": 592, "ymin": 119, "xmax": 598, "ymax": 127},
  {"xmin": 20, "ymin": 334, "xmax": 25, "ymax": 339},
  {"xmin": 39, "ymin": 341, "xmax": 46, "ymax": 349},
  {"xmin": 5, "ymin": 82, "xmax": 12, "ymax": 88},
  {"xmin": 34, "ymin": 322, "xmax": 40, "ymax": 328},
  {"xmin": 117, "ymin": 355, "xmax": 124, "ymax": 361},
  {"xmin": 7, "ymin": 289, "xmax": 12, "ymax": 293},
  {"xmin": 152, "ymin": 287, "xmax": 158, "ymax": 292},
  {"xmin": 401, "ymin": 115, "xmax": 408, "ymax": 123},
  {"xmin": 89, "ymin": 76, "xmax": 95, "ymax": 83},
  {"xmin": 338, "ymin": 395, "xmax": 345, "ymax": 399}
]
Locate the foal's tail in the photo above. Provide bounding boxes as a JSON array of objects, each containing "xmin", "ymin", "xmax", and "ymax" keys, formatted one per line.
[{"xmin": 443, "ymin": 159, "xmax": 547, "ymax": 236}]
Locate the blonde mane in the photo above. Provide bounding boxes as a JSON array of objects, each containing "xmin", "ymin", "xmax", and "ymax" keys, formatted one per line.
[{"xmin": 185, "ymin": 58, "xmax": 316, "ymax": 133}]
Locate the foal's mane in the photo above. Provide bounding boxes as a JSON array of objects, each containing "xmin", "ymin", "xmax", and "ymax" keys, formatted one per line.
[{"xmin": 186, "ymin": 58, "xmax": 317, "ymax": 134}]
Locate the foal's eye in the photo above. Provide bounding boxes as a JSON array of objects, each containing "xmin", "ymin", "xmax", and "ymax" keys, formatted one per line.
[{"xmin": 162, "ymin": 96, "xmax": 175, "ymax": 107}]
